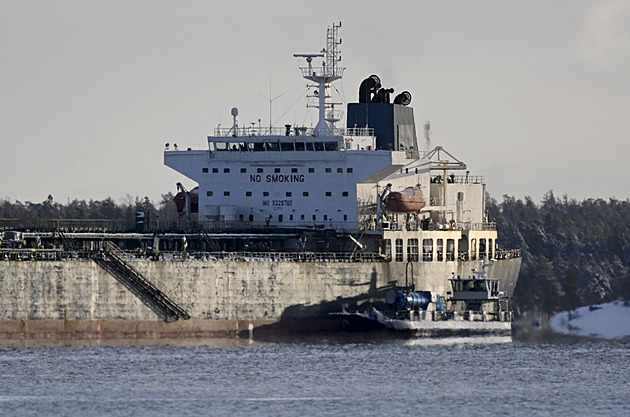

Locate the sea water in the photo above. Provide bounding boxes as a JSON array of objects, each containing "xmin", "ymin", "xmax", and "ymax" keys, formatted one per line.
[{"xmin": 0, "ymin": 338, "xmax": 628, "ymax": 416}]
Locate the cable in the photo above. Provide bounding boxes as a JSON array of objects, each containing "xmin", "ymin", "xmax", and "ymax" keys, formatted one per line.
[{"xmin": 273, "ymin": 87, "xmax": 310, "ymax": 127}]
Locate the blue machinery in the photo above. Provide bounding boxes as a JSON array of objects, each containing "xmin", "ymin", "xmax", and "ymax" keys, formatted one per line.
[{"xmin": 386, "ymin": 290, "xmax": 446, "ymax": 312}]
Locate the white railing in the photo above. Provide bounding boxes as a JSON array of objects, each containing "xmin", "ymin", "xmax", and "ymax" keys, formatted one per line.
[
  {"xmin": 211, "ymin": 126, "xmax": 374, "ymax": 138},
  {"xmin": 430, "ymin": 174, "xmax": 485, "ymax": 185},
  {"xmin": 298, "ymin": 66, "xmax": 345, "ymax": 79}
]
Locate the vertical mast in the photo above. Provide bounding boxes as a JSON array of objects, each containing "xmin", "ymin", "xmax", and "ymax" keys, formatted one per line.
[{"xmin": 294, "ymin": 22, "xmax": 344, "ymax": 137}]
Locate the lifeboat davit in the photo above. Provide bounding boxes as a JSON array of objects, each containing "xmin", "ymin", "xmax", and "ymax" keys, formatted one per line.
[{"xmin": 384, "ymin": 184, "xmax": 426, "ymax": 213}]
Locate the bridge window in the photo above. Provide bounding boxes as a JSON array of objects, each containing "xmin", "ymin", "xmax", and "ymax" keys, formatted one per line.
[
  {"xmin": 266, "ymin": 142, "xmax": 280, "ymax": 151},
  {"xmin": 215, "ymin": 142, "xmax": 229, "ymax": 151},
  {"xmin": 471, "ymin": 238, "xmax": 477, "ymax": 261},
  {"xmin": 479, "ymin": 238, "xmax": 487, "ymax": 259},
  {"xmin": 251, "ymin": 142, "xmax": 265, "ymax": 151},
  {"xmin": 488, "ymin": 238, "xmax": 493, "ymax": 259},
  {"xmin": 384, "ymin": 239, "xmax": 392, "ymax": 260},
  {"xmin": 436, "ymin": 239, "xmax": 443, "ymax": 262},
  {"xmin": 395, "ymin": 239, "xmax": 403, "ymax": 262},
  {"xmin": 314, "ymin": 142, "xmax": 325, "ymax": 151},
  {"xmin": 295, "ymin": 142, "xmax": 306, "ymax": 151},
  {"xmin": 446, "ymin": 239, "xmax": 455, "ymax": 261},
  {"xmin": 280, "ymin": 142, "xmax": 294, "ymax": 151},
  {"xmin": 325, "ymin": 141, "xmax": 338, "ymax": 151},
  {"xmin": 306, "ymin": 142, "xmax": 315, "ymax": 151},
  {"xmin": 422, "ymin": 239, "xmax": 433, "ymax": 262},
  {"xmin": 408, "ymin": 238, "xmax": 419, "ymax": 262},
  {"xmin": 458, "ymin": 237, "xmax": 468, "ymax": 261}
]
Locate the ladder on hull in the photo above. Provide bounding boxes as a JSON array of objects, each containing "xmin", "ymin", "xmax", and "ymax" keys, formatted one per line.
[{"xmin": 94, "ymin": 241, "xmax": 190, "ymax": 322}]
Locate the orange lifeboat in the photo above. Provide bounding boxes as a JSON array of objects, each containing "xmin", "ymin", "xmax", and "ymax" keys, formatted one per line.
[
  {"xmin": 173, "ymin": 186, "xmax": 199, "ymax": 215},
  {"xmin": 384, "ymin": 184, "xmax": 426, "ymax": 213}
]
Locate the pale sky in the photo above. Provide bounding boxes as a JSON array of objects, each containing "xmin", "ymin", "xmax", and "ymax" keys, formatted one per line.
[{"xmin": 2, "ymin": 1, "xmax": 629, "ymax": 205}]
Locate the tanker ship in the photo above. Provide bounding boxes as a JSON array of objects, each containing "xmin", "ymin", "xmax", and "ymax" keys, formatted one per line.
[{"xmin": 0, "ymin": 23, "xmax": 520, "ymax": 342}]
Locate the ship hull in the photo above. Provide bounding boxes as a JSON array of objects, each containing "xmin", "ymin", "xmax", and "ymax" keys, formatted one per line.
[{"xmin": 0, "ymin": 257, "xmax": 520, "ymax": 340}]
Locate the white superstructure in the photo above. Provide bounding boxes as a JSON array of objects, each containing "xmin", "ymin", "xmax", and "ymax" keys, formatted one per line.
[
  {"xmin": 165, "ymin": 23, "xmax": 486, "ymax": 232},
  {"xmin": 163, "ymin": 23, "xmax": 514, "ymax": 287}
]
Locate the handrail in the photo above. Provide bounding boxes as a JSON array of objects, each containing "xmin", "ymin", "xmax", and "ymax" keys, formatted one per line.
[
  {"xmin": 0, "ymin": 247, "xmax": 391, "ymax": 263},
  {"xmin": 0, "ymin": 218, "xmax": 368, "ymax": 233},
  {"xmin": 384, "ymin": 221, "xmax": 497, "ymax": 232},
  {"xmin": 211, "ymin": 125, "xmax": 374, "ymax": 138},
  {"xmin": 430, "ymin": 174, "xmax": 485, "ymax": 185},
  {"xmin": 2, "ymin": 217, "xmax": 502, "ymax": 234}
]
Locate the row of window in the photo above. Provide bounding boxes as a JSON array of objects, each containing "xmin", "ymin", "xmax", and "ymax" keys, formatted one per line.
[
  {"xmin": 201, "ymin": 167, "xmax": 354, "ymax": 174},
  {"xmin": 276, "ymin": 214, "xmax": 348, "ymax": 222},
  {"xmin": 237, "ymin": 214, "xmax": 349, "ymax": 222},
  {"xmin": 206, "ymin": 191, "xmax": 350, "ymax": 197},
  {"xmin": 209, "ymin": 141, "xmax": 342, "ymax": 152},
  {"xmin": 387, "ymin": 238, "xmax": 493, "ymax": 262}
]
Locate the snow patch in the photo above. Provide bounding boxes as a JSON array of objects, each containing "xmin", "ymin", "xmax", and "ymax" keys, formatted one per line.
[{"xmin": 549, "ymin": 301, "xmax": 630, "ymax": 339}]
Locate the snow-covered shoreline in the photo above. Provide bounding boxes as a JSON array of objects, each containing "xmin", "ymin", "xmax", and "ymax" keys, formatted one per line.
[{"xmin": 549, "ymin": 301, "xmax": 630, "ymax": 339}]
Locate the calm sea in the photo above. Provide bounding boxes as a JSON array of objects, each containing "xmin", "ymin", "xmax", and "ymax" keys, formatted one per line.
[{"xmin": 0, "ymin": 337, "xmax": 628, "ymax": 417}]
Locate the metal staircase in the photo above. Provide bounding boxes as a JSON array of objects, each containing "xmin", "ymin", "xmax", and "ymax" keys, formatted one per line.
[
  {"xmin": 94, "ymin": 241, "xmax": 190, "ymax": 322},
  {"xmin": 58, "ymin": 230, "xmax": 77, "ymax": 251}
]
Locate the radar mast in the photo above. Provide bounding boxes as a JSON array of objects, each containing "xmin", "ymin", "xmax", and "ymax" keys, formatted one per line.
[{"xmin": 294, "ymin": 22, "xmax": 344, "ymax": 136}]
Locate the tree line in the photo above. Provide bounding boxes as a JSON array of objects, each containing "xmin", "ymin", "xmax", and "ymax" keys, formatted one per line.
[
  {"xmin": 2, "ymin": 191, "xmax": 629, "ymax": 314},
  {"xmin": 0, "ymin": 194, "xmax": 178, "ymax": 222},
  {"xmin": 488, "ymin": 191, "xmax": 630, "ymax": 314}
]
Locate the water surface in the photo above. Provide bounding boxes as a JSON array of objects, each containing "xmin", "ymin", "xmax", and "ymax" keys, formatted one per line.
[{"xmin": 1, "ymin": 338, "xmax": 628, "ymax": 416}]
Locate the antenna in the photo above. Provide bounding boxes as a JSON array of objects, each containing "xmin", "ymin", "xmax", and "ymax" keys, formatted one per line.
[
  {"xmin": 258, "ymin": 69, "xmax": 284, "ymax": 134},
  {"xmin": 258, "ymin": 91, "xmax": 284, "ymax": 134}
]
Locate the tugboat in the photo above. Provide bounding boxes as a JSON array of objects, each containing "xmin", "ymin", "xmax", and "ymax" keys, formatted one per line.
[{"xmin": 333, "ymin": 258, "xmax": 512, "ymax": 337}]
